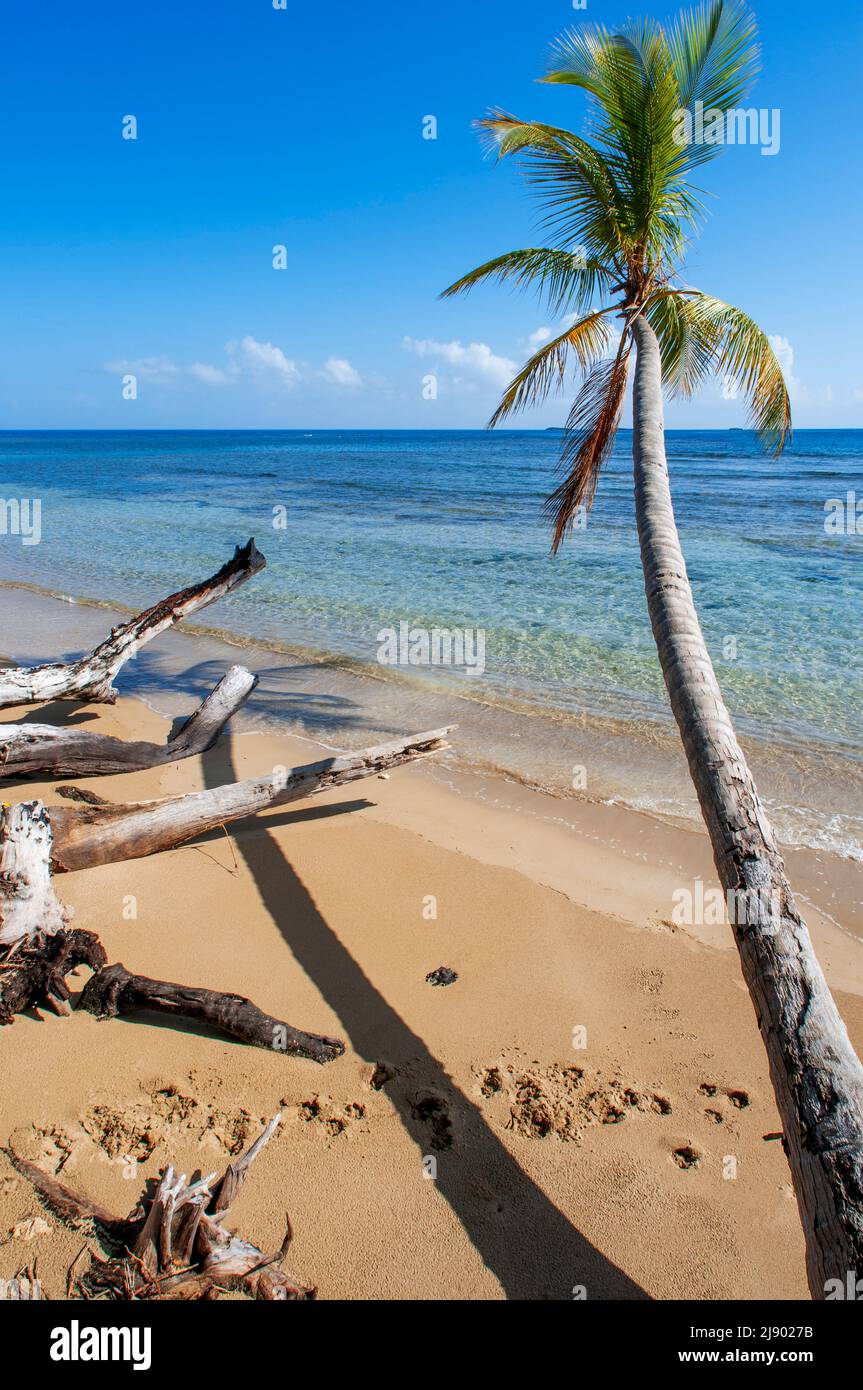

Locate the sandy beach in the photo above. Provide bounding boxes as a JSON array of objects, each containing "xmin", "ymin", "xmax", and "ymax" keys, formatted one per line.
[{"xmin": 2, "ymin": 605, "xmax": 862, "ymax": 1300}]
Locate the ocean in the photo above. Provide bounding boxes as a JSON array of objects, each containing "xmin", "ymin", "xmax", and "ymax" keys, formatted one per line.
[{"xmin": 0, "ymin": 427, "xmax": 860, "ymax": 858}]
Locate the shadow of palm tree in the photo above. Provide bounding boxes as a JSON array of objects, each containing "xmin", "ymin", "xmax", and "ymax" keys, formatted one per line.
[{"xmin": 202, "ymin": 737, "xmax": 647, "ymax": 1301}]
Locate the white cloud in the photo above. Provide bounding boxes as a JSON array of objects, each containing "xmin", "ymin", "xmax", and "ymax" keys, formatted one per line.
[
  {"xmin": 104, "ymin": 354, "xmax": 234, "ymax": 387},
  {"xmin": 528, "ymin": 326, "xmax": 552, "ymax": 349},
  {"xmin": 321, "ymin": 356, "xmax": 361, "ymax": 387},
  {"xmin": 105, "ymin": 338, "xmax": 366, "ymax": 395},
  {"xmin": 721, "ymin": 375, "xmax": 739, "ymax": 401},
  {"xmin": 226, "ymin": 335, "xmax": 300, "ymax": 385},
  {"xmin": 103, "ymin": 356, "xmax": 182, "ymax": 384},
  {"xmin": 189, "ymin": 362, "xmax": 231, "ymax": 384},
  {"xmin": 402, "ymin": 336, "xmax": 517, "ymax": 389},
  {"xmin": 768, "ymin": 334, "xmax": 794, "ymax": 381}
]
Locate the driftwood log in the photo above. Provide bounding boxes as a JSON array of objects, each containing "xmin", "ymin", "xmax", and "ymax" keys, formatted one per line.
[
  {"xmin": 5, "ymin": 1150, "xmax": 134, "ymax": 1244},
  {"xmin": 0, "ymin": 804, "xmax": 344, "ymax": 1060},
  {"xmin": 0, "ymin": 665, "xmax": 257, "ymax": 780},
  {"xmin": 5, "ymin": 1114, "xmax": 314, "ymax": 1299},
  {"xmin": 0, "ymin": 1266, "xmax": 42, "ymax": 1300},
  {"xmin": 0, "ymin": 539, "xmax": 265, "ymax": 709},
  {"xmin": 48, "ymin": 726, "xmax": 453, "ymax": 872}
]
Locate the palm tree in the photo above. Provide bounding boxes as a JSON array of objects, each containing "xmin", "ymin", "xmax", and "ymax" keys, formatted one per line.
[{"xmin": 443, "ymin": 0, "xmax": 863, "ymax": 1298}]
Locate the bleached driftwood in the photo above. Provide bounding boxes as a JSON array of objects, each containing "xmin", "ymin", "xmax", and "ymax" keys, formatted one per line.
[
  {"xmin": 6, "ymin": 1114, "xmax": 314, "ymax": 1300},
  {"xmin": 0, "ymin": 665, "xmax": 257, "ymax": 780},
  {"xmin": 48, "ymin": 726, "xmax": 453, "ymax": 872},
  {"xmin": 0, "ymin": 539, "xmax": 265, "ymax": 710},
  {"xmin": 0, "ymin": 802, "xmax": 70, "ymax": 947},
  {"xmin": 0, "ymin": 1267, "xmax": 42, "ymax": 1300},
  {"xmin": 0, "ymin": 803, "xmax": 344, "ymax": 1060}
]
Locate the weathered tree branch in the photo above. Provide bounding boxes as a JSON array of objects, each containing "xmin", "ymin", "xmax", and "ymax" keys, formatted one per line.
[
  {"xmin": 2, "ymin": 1148, "xmax": 135, "ymax": 1243},
  {"xmin": 48, "ymin": 726, "xmax": 453, "ymax": 872},
  {"xmin": 0, "ymin": 926, "xmax": 344, "ymax": 1062},
  {"xmin": 78, "ymin": 962, "xmax": 345, "ymax": 1063},
  {"xmin": 5, "ymin": 1115, "xmax": 315, "ymax": 1299},
  {"xmin": 0, "ymin": 665, "xmax": 257, "ymax": 780},
  {"xmin": 0, "ymin": 539, "xmax": 266, "ymax": 709}
]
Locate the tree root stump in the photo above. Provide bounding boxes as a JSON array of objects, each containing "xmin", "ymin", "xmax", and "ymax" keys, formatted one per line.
[{"xmin": 5, "ymin": 1114, "xmax": 315, "ymax": 1300}]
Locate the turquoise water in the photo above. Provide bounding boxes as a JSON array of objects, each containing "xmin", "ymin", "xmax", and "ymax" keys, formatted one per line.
[{"xmin": 0, "ymin": 428, "xmax": 860, "ymax": 852}]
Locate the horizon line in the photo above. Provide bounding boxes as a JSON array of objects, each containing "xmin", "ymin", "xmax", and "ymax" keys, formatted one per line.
[{"xmin": 0, "ymin": 426, "xmax": 858, "ymax": 435}]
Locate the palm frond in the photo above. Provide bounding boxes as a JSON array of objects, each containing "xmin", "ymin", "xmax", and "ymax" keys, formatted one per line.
[
  {"xmin": 686, "ymin": 293, "xmax": 790, "ymax": 451},
  {"xmin": 545, "ymin": 333, "xmax": 632, "ymax": 551},
  {"xmin": 667, "ymin": 1, "xmax": 759, "ymax": 117},
  {"xmin": 645, "ymin": 288, "xmax": 720, "ymax": 395},
  {"xmin": 489, "ymin": 309, "xmax": 615, "ymax": 428},
  {"xmin": 440, "ymin": 247, "xmax": 611, "ymax": 318},
  {"xmin": 646, "ymin": 289, "xmax": 790, "ymax": 450},
  {"xmin": 476, "ymin": 113, "xmax": 628, "ymax": 262},
  {"xmin": 543, "ymin": 23, "xmax": 703, "ymax": 260}
]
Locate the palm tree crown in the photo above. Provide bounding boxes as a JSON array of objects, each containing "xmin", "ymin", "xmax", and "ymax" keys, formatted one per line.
[{"xmin": 442, "ymin": 0, "xmax": 791, "ymax": 550}]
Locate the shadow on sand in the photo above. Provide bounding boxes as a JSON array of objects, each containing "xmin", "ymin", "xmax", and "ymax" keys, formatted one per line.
[{"xmin": 201, "ymin": 736, "xmax": 648, "ymax": 1301}]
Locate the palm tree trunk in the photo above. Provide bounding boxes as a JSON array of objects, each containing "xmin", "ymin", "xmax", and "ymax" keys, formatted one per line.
[{"xmin": 630, "ymin": 312, "xmax": 863, "ymax": 1298}]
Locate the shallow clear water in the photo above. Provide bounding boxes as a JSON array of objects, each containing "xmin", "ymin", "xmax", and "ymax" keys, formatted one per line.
[{"xmin": 0, "ymin": 428, "xmax": 860, "ymax": 854}]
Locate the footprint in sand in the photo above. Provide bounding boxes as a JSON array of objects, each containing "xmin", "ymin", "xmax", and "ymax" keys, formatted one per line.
[
  {"xmin": 22, "ymin": 1080, "xmax": 269, "ymax": 1183},
  {"xmin": 285, "ymin": 1094, "xmax": 368, "ymax": 1140},
  {"xmin": 672, "ymin": 1145, "xmax": 701, "ymax": 1169},
  {"xmin": 727, "ymin": 1089, "xmax": 751, "ymax": 1110},
  {"xmin": 631, "ymin": 967, "xmax": 665, "ymax": 996},
  {"xmin": 475, "ymin": 1054, "xmax": 673, "ymax": 1143},
  {"xmin": 410, "ymin": 1093, "xmax": 453, "ymax": 1151},
  {"xmin": 366, "ymin": 1061, "xmax": 397, "ymax": 1091},
  {"xmin": 699, "ymin": 1081, "xmax": 752, "ymax": 1113}
]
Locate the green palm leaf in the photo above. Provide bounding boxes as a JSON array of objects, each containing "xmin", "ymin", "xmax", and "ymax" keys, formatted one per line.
[
  {"xmin": 644, "ymin": 288, "xmax": 790, "ymax": 451},
  {"xmin": 488, "ymin": 310, "xmax": 615, "ymax": 427},
  {"xmin": 645, "ymin": 288, "xmax": 719, "ymax": 394},
  {"xmin": 441, "ymin": 248, "xmax": 611, "ymax": 318},
  {"xmin": 681, "ymin": 292, "xmax": 791, "ymax": 451},
  {"xmin": 442, "ymin": 0, "xmax": 790, "ymax": 536},
  {"xmin": 668, "ymin": 1, "xmax": 759, "ymax": 117},
  {"xmin": 477, "ymin": 113, "xmax": 628, "ymax": 262}
]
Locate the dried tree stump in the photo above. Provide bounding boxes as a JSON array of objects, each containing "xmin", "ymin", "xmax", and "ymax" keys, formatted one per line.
[
  {"xmin": 5, "ymin": 1114, "xmax": 314, "ymax": 1300},
  {"xmin": 0, "ymin": 801, "xmax": 71, "ymax": 946},
  {"xmin": 0, "ymin": 804, "xmax": 344, "ymax": 1060}
]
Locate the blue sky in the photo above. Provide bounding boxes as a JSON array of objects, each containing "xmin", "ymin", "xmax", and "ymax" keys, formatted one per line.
[{"xmin": 1, "ymin": 0, "xmax": 859, "ymax": 430}]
